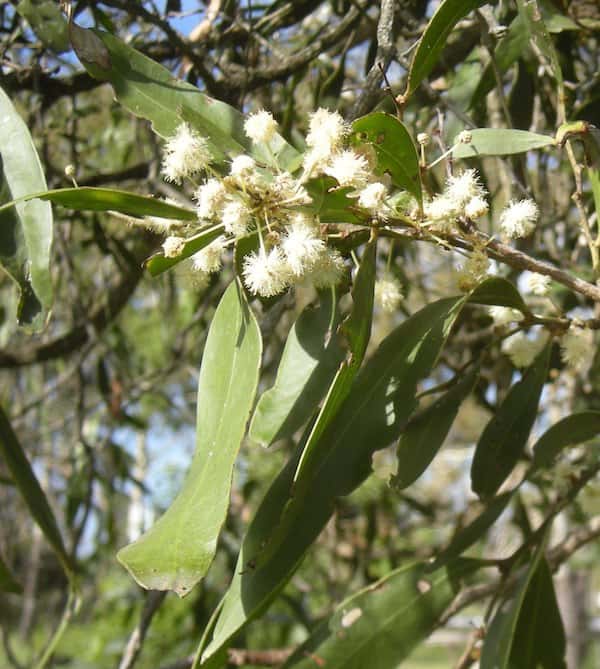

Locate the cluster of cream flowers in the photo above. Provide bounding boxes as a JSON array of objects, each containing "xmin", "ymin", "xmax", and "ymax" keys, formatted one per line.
[{"xmin": 158, "ymin": 110, "xmax": 395, "ymax": 298}]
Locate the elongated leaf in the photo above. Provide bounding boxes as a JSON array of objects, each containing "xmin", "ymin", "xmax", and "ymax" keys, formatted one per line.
[
  {"xmin": 118, "ymin": 281, "xmax": 261, "ymax": 596},
  {"xmin": 146, "ymin": 224, "xmax": 224, "ymax": 276},
  {"xmin": 306, "ymin": 178, "xmax": 363, "ymax": 224},
  {"xmin": 453, "ymin": 129, "xmax": 555, "ymax": 158},
  {"xmin": 76, "ymin": 29, "xmax": 300, "ymax": 171},
  {"xmin": 392, "ymin": 369, "xmax": 478, "ymax": 489},
  {"xmin": 469, "ymin": 277, "xmax": 529, "ymax": 313},
  {"xmin": 0, "ymin": 405, "xmax": 74, "ymax": 579},
  {"xmin": 39, "ymin": 187, "xmax": 196, "ymax": 220},
  {"xmin": 282, "ymin": 560, "xmax": 475, "ymax": 669},
  {"xmin": 351, "ymin": 113, "xmax": 422, "ymax": 205},
  {"xmin": 200, "ymin": 295, "xmax": 465, "ymax": 662},
  {"xmin": 0, "ymin": 554, "xmax": 22, "ymax": 594},
  {"xmin": 508, "ymin": 559, "xmax": 566, "ymax": 669},
  {"xmin": 471, "ymin": 341, "xmax": 550, "ymax": 498},
  {"xmin": 531, "ymin": 411, "xmax": 600, "ymax": 470},
  {"xmin": 0, "ymin": 86, "xmax": 53, "ymax": 329},
  {"xmin": 517, "ymin": 0, "xmax": 563, "ymax": 92},
  {"xmin": 292, "ymin": 240, "xmax": 377, "ymax": 483},
  {"xmin": 249, "ymin": 291, "xmax": 344, "ymax": 447},
  {"xmin": 470, "ymin": 15, "xmax": 530, "ymax": 110},
  {"xmin": 432, "ymin": 492, "xmax": 513, "ymax": 569},
  {"xmin": 406, "ymin": 0, "xmax": 488, "ymax": 96},
  {"xmin": 480, "ymin": 537, "xmax": 559, "ymax": 669}
]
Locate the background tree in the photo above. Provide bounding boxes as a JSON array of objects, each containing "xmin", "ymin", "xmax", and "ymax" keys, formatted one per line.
[{"xmin": 1, "ymin": 1, "xmax": 600, "ymax": 668}]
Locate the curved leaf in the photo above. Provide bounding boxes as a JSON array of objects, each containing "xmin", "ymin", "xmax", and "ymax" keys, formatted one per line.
[
  {"xmin": 39, "ymin": 187, "xmax": 197, "ymax": 220},
  {"xmin": 200, "ymin": 295, "xmax": 465, "ymax": 663},
  {"xmin": 351, "ymin": 113, "xmax": 422, "ymax": 205},
  {"xmin": 249, "ymin": 291, "xmax": 344, "ymax": 447},
  {"xmin": 432, "ymin": 492, "xmax": 513, "ymax": 569},
  {"xmin": 146, "ymin": 224, "xmax": 224, "ymax": 276},
  {"xmin": 453, "ymin": 128, "xmax": 555, "ymax": 158},
  {"xmin": 469, "ymin": 277, "xmax": 529, "ymax": 313},
  {"xmin": 0, "ymin": 85, "xmax": 53, "ymax": 329},
  {"xmin": 76, "ymin": 29, "xmax": 300, "ymax": 171},
  {"xmin": 531, "ymin": 411, "xmax": 600, "ymax": 471},
  {"xmin": 507, "ymin": 559, "xmax": 566, "ymax": 669},
  {"xmin": 471, "ymin": 341, "xmax": 551, "ymax": 498},
  {"xmin": 480, "ymin": 536, "xmax": 564, "ymax": 669},
  {"xmin": 282, "ymin": 561, "xmax": 475, "ymax": 669},
  {"xmin": 406, "ymin": 0, "xmax": 488, "ymax": 96},
  {"xmin": 0, "ymin": 405, "xmax": 74, "ymax": 579},
  {"xmin": 117, "ymin": 281, "xmax": 262, "ymax": 596},
  {"xmin": 392, "ymin": 369, "xmax": 478, "ymax": 489}
]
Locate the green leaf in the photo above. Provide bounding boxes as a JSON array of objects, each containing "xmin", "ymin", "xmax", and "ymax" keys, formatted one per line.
[
  {"xmin": 117, "ymin": 281, "xmax": 261, "ymax": 596},
  {"xmin": 77, "ymin": 29, "xmax": 300, "ymax": 171},
  {"xmin": 0, "ymin": 85, "xmax": 53, "ymax": 329},
  {"xmin": 453, "ymin": 129, "xmax": 555, "ymax": 158},
  {"xmin": 405, "ymin": 0, "xmax": 488, "ymax": 96},
  {"xmin": 0, "ymin": 554, "xmax": 22, "ymax": 594},
  {"xmin": 469, "ymin": 277, "xmax": 529, "ymax": 313},
  {"xmin": 291, "ymin": 240, "xmax": 377, "ymax": 482},
  {"xmin": 146, "ymin": 224, "xmax": 225, "ymax": 277},
  {"xmin": 282, "ymin": 561, "xmax": 475, "ymax": 669},
  {"xmin": 249, "ymin": 291, "xmax": 345, "ymax": 447},
  {"xmin": 432, "ymin": 492, "xmax": 513, "ymax": 569},
  {"xmin": 38, "ymin": 187, "xmax": 197, "ymax": 220},
  {"xmin": 481, "ymin": 538, "xmax": 564, "ymax": 669},
  {"xmin": 16, "ymin": 0, "xmax": 69, "ymax": 53},
  {"xmin": 351, "ymin": 113, "xmax": 422, "ymax": 205},
  {"xmin": 0, "ymin": 405, "xmax": 74, "ymax": 579},
  {"xmin": 391, "ymin": 369, "xmax": 478, "ymax": 489},
  {"xmin": 470, "ymin": 15, "xmax": 530, "ymax": 110},
  {"xmin": 531, "ymin": 412, "xmax": 600, "ymax": 471},
  {"xmin": 306, "ymin": 177, "xmax": 363, "ymax": 224},
  {"xmin": 200, "ymin": 295, "xmax": 465, "ymax": 663},
  {"xmin": 508, "ymin": 559, "xmax": 567, "ymax": 669},
  {"xmin": 516, "ymin": 0, "xmax": 563, "ymax": 92},
  {"xmin": 591, "ymin": 168, "xmax": 600, "ymax": 220},
  {"xmin": 471, "ymin": 341, "xmax": 551, "ymax": 498}
]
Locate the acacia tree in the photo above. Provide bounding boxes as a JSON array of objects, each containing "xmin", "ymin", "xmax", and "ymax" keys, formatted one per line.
[{"xmin": 1, "ymin": 1, "xmax": 600, "ymax": 668}]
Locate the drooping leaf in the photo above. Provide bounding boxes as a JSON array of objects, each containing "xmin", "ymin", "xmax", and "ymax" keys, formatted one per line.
[
  {"xmin": 76, "ymin": 29, "xmax": 300, "ymax": 171},
  {"xmin": 471, "ymin": 341, "xmax": 551, "ymax": 498},
  {"xmin": 453, "ymin": 129, "xmax": 555, "ymax": 158},
  {"xmin": 291, "ymin": 240, "xmax": 377, "ymax": 482},
  {"xmin": 0, "ymin": 85, "xmax": 53, "ymax": 329},
  {"xmin": 39, "ymin": 187, "xmax": 196, "ymax": 220},
  {"xmin": 0, "ymin": 405, "xmax": 74, "ymax": 579},
  {"xmin": 351, "ymin": 113, "xmax": 422, "ymax": 205},
  {"xmin": 508, "ymin": 559, "xmax": 567, "ymax": 669},
  {"xmin": 0, "ymin": 554, "xmax": 22, "ymax": 594},
  {"xmin": 249, "ymin": 291, "xmax": 344, "ymax": 447},
  {"xmin": 16, "ymin": 0, "xmax": 69, "ymax": 53},
  {"xmin": 469, "ymin": 277, "xmax": 529, "ymax": 313},
  {"xmin": 516, "ymin": 0, "xmax": 563, "ymax": 93},
  {"xmin": 282, "ymin": 561, "xmax": 476, "ymax": 669},
  {"xmin": 405, "ymin": 0, "xmax": 488, "ymax": 96},
  {"xmin": 117, "ymin": 281, "xmax": 261, "ymax": 596},
  {"xmin": 480, "ymin": 536, "xmax": 563, "ymax": 669},
  {"xmin": 531, "ymin": 411, "xmax": 600, "ymax": 471},
  {"xmin": 146, "ymin": 224, "xmax": 225, "ymax": 277},
  {"xmin": 391, "ymin": 369, "xmax": 478, "ymax": 489},
  {"xmin": 432, "ymin": 492, "xmax": 513, "ymax": 569},
  {"xmin": 200, "ymin": 295, "xmax": 465, "ymax": 663},
  {"xmin": 470, "ymin": 15, "xmax": 530, "ymax": 110}
]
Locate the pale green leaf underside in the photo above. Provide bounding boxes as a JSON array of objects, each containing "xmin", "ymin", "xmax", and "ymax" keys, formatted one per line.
[{"xmin": 117, "ymin": 281, "xmax": 261, "ymax": 596}]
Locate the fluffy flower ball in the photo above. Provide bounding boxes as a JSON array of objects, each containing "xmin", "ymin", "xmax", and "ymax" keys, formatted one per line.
[
  {"xmin": 499, "ymin": 199, "xmax": 539, "ymax": 239},
  {"xmin": 375, "ymin": 274, "xmax": 404, "ymax": 313},
  {"xmin": 161, "ymin": 123, "xmax": 212, "ymax": 184},
  {"xmin": 244, "ymin": 110, "xmax": 278, "ymax": 144}
]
